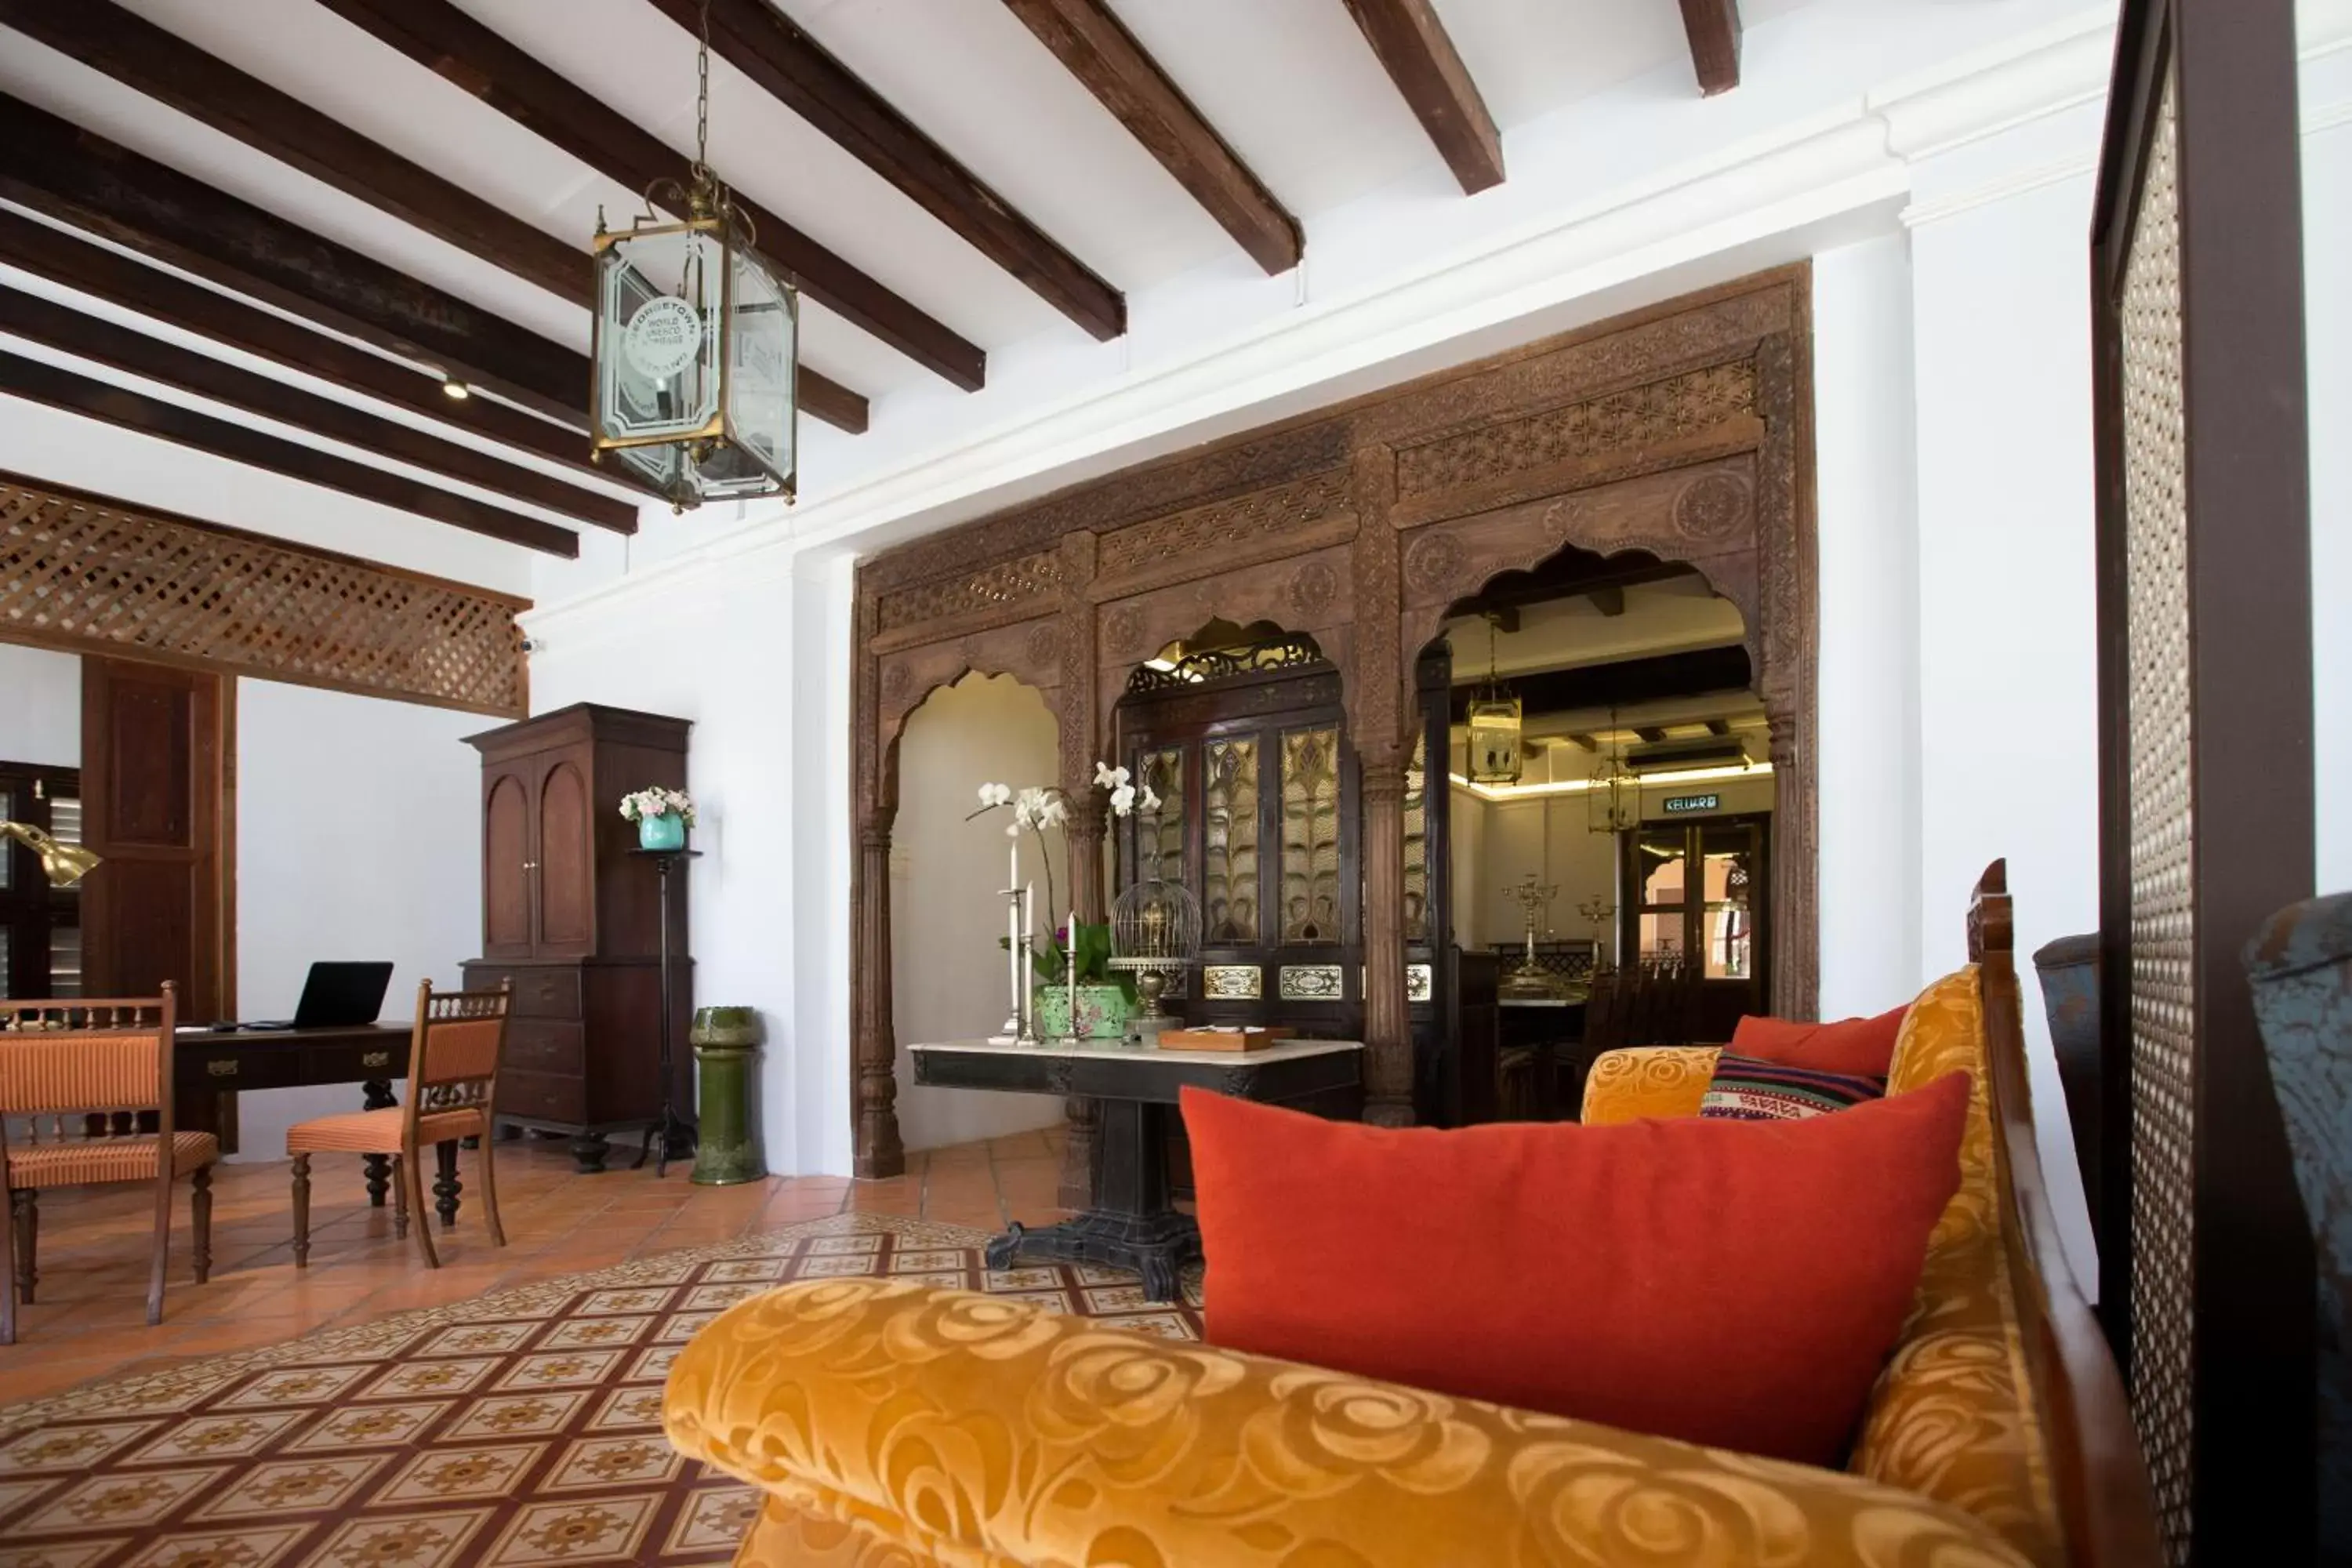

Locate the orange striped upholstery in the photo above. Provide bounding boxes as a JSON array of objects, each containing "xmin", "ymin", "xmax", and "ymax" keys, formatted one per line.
[
  {"xmin": 5, "ymin": 1131, "xmax": 216, "ymax": 1189},
  {"xmin": 422, "ymin": 1018, "xmax": 502, "ymax": 1087},
  {"xmin": 285, "ymin": 1107, "xmax": 482, "ymax": 1154},
  {"xmin": 0, "ymin": 1032, "xmax": 162, "ymax": 1115}
]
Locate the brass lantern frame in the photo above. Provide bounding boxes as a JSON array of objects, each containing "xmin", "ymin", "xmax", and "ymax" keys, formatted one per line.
[{"xmin": 589, "ymin": 194, "xmax": 800, "ymax": 513}]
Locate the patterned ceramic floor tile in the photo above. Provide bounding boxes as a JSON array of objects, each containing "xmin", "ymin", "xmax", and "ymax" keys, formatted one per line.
[
  {"xmin": 118, "ymin": 1522, "xmax": 311, "ymax": 1568},
  {"xmin": 0, "ymin": 1215, "xmax": 1201, "ymax": 1566},
  {"xmin": 185, "ymin": 1454, "xmax": 387, "ymax": 1520},
  {"xmin": 17, "ymin": 1465, "xmax": 226, "ymax": 1534},
  {"xmin": 126, "ymin": 1412, "xmax": 309, "ymax": 1467},
  {"xmin": 540, "ymin": 1436, "xmax": 681, "ymax": 1494},
  {"xmin": 0, "ymin": 1539, "xmax": 121, "ymax": 1568},
  {"xmin": 358, "ymin": 1359, "xmax": 502, "ymax": 1402},
  {"xmin": 438, "ymin": 1393, "xmax": 588, "ymax": 1444},
  {"xmin": 533, "ymin": 1318, "xmax": 650, "ymax": 1352},
  {"xmin": 284, "ymin": 1403, "xmax": 452, "ymax": 1453},
  {"xmin": 480, "ymin": 1494, "xmax": 659, "ymax": 1566},
  {"xmin": 306, "ymin": 1507, "xmax": 493, "ymax": 1568},
  {"xmin": 373, "ymin": 1445, "xmax": 547, "ymax": 1507},
  {"xmin": 661, "ymin": 1485, "xmax": 760, "ymax": 1555}
]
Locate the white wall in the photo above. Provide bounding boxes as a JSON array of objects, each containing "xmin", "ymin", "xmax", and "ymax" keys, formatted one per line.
[
  {"xmin": 522, "ymin": 548, "xmax": 855, "ymax": 1181},
  {"xmin": 226, "ymin": 678, "xmax": 486, "ymax": 1160},
  {"xmin": 2307, "ymin": 104, "xmax": 2351, "ymax": 891},
  {"xmin": 1812, "ymin": 236, "xmax": 1924, "ymax": 1018},
  {"xmin": 0, "ymin": 643, "xmax": 80, "ymax": 768},
  {"xmin": 889, "ymin": 673, "xmax": 1067, "ymax": 1152}
]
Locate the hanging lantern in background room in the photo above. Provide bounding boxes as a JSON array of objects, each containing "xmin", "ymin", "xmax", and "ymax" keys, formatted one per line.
[
  {"xmin": 590, "ymin": 2, "xmax": 797, "ymax": 512},
  {"xmin": 1588, "ymin": 708, "xmax": 1642, "ymax": 834},
  {"xmin": 1465, "ymin": 615, "xmax": 1523, "ymax": 785}
]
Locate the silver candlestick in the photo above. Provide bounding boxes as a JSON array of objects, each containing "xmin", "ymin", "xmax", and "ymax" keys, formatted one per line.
[
  {"xmin": 1015, "ymin": 885, "xmax": 1044, "ymax": 1047},
  {"xmin": 989, "ymin": 880, "xmax": 1025, "ymax": 1044}
]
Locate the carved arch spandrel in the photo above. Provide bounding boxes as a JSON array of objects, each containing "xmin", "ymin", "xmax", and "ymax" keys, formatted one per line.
[
  {"xmin": 1394, "ymin": 456, "xmax": 1764, "ymax": 675},
  {"xmin": 1091, "ymin": 543, "xmax": 1360, "ymax": 724},
  {"xmin": 873, "ymin": 615, "xmax": 1067, "ymax": 811}
]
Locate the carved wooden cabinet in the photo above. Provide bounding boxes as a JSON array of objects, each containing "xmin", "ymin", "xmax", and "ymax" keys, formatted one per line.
[
  {"xmin": 460, "ymin": 703, "xmax": 691, "ymax": 1171},
  {"xmin": 1113, "ymin": 638, "xmax": 1465, "ymax": 1131}
]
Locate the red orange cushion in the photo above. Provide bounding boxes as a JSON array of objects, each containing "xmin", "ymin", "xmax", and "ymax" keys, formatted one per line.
[
  {"xmin": 1181, "ymin": 1072, "xmax": 1970, "ymax": 1467},
  {"xmin": 1730, "ymin": 1004, "xmax": 1909, "ymax": 1077}
]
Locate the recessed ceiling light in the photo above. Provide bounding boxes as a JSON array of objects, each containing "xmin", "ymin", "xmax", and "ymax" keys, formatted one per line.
[{"xmin": 441, "ymin": 378, "xmax": 471, "ymax": 401}]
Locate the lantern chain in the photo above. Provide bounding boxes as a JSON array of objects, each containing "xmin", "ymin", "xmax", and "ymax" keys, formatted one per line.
[{"xmin": 693, "ymin": 0, "xmax": 713, "ymax": 187}]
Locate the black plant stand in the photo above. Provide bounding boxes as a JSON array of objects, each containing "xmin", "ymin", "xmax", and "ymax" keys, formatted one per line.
[{"xmin": 628, "ymin": 848, "xmax": 700, "ymax": 1176}]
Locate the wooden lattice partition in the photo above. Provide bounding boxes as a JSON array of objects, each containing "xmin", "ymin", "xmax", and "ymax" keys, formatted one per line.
[
  {"xmin": 0, "ymin": 473, "xmax": 528, "ymax": 717},
  {"xmin": 2091, "ymin": 1, "xmax": 2314, "ymax": 1559}
]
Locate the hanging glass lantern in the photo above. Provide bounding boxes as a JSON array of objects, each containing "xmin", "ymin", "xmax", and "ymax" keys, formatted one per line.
[
  {"xmin": 589, "ymin": 5, "xmax": 797, "ymax": 512},
  {"xmin": 1465, "ymin": 616, "xmax": 1523, "ymax": 785},
  {"xmin": 1588, "ymin": 710, "xmax": 1642, "ymax": 834}
]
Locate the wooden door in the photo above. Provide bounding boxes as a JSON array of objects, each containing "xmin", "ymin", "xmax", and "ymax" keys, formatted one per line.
[
  {"xmin": 532, "ymin": 750, "xmax": 594, "ymax": 957},
  {"xmin": 80, "ymin": 658, "xmax": 227, "ymax": 1019},
  {"xmin": 481, "ymin": 758, "xmax": 535, "ymax": 960}
]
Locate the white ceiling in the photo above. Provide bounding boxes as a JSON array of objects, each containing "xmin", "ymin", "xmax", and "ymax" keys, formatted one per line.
[
  {"xmin": 0, "ymin": 0, "xmax": 2068, "ymax": 584},
  {"xmin": 0, "ymin": 0, "xmax": 1835, "ymax": 412}
]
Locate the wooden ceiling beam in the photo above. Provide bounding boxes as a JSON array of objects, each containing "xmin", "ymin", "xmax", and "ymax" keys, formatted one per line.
[
  {"xmin": 648, "ymin": 0, "xmax": 1128, "ymax": 336},
  {"xmin": 999, "ymin": 0, "xmax": 1299, "ymax": 275},
  {"xmin": 0, "ymin": 286, "xmax": 637, "ymax": 533},
  {"xmin": 1676, "ymin": 0, "xmax": 1742, "ymax": 96},
  {"xmin": 0, "ymin": 93, "xmax": 865, "ymax": 436},
  {"xmin": 310, "ymin": 0, "xmax": 984, "ymax": 392},
  {"xmin": 1338, "ymin": 0, "xmax": 1503, "ymax": 194},
  {"xmin": 0, "ymin": 208, "xmax": 588, "ymax": 475},
  {"xmin": 0, "ymin": 349, "xmax": 578, "ymax": 555},
  {"xmin": 0, "ymin": 93, "xmax": 584, "ymax": 423}
]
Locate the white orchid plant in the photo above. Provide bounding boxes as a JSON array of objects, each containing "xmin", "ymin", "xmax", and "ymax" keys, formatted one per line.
[
  {"xmin": 969, "ymin": 764, "xmax": 1160, "ymax": 990},
  {"xmin": 617, "ymin": 786, "xmax": 696, "ymax": 826}
]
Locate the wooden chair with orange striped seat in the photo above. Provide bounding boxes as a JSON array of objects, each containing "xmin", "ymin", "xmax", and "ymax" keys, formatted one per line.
[
  {"xmin": 0, "ymin": 983, "xmax": 217, "ymax": 1345},
  {"xmin": 287, "ymin": 979, "xmax": 510, "ymax": 1269}
]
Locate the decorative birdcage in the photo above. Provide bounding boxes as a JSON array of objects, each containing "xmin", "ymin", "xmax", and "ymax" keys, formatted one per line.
[{"xmin": 1108, "ymin": 877, "xmax": 1202, "ymax": 1025}]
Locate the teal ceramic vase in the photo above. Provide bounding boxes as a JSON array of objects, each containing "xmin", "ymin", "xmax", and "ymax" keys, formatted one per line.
[
  {"xmin": 688, "ymin": 1006, "xmax": 765, "ymax": 1186},
  {"xmin": 1032, "ymin": 983, "xmax": 1131, "ymax": 1041},
  {"xmin": 637, "ymin": 812, "xmax": 687, "ymax": 851}
]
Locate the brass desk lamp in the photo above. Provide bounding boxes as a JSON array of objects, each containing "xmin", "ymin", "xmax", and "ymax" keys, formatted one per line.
[{"xmin": 0, "ymin": 822, "xmax": 101, "ymax": 887}]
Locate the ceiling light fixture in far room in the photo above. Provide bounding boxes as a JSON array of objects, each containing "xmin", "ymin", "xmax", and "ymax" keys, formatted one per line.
[
  {"xmin": 1464, "ymin": 614, "xmax": 1523, "ymax": 785},
  {"xmin": 589, "ymin": 0, "xmax": 798, "ymax": 514},
  {"xmin": 439, "ymin": 377, "xmax": 470, "ymax": 401},
  {"xmin": 1449, "ymin": 760, "xmax": 1773, "ymax": 804},
  {"xmin": 1587, "ymin": 706, "xmax": 1642, "ymax": 835}
]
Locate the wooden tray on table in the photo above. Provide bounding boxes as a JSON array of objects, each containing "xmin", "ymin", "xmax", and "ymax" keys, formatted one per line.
[{"xmin": 1155, "ymin": 1026, "xmax": 1297, "ymax": 1054}]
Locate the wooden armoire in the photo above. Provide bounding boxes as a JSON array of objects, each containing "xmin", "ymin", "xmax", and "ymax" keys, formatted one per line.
[{"xmin": 461, "ymin": 703, "xmax": 691, "ymax": 1172}]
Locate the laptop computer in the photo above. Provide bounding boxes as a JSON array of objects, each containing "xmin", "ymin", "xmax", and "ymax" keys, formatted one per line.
[{"xmin": 238, "ymin": 961, "xmax": 396, "ymax": 1032}]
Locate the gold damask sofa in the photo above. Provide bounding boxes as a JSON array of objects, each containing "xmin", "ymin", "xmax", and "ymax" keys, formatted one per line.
[{"xmin": 665, "ymin": 866, "xmax": 2161, "ymax": 1566}]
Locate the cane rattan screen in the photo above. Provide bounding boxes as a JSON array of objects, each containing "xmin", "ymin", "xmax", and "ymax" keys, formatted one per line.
[
  {"xmin": 0, "ymin": 478, "xmax": 526, "ymax": 716},
  {"xmin": 2119, "ymin": 71, "xmax": 2194, "ymax": 1564}
]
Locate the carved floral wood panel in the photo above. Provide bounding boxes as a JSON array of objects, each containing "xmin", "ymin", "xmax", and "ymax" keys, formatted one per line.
[{"xmin": 847, "ymin": 268, "xmax": 1814, "ymax": 1177}]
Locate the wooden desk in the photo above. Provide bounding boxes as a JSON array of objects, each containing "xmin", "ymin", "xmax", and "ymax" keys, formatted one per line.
[
  {"xmin": 909, "ymin": 1036, "xmax": 1363, "ymax": 1301},
  {"xmin": 172, "ymin": 1023, "xmax": 460, "ymax": 1220}
]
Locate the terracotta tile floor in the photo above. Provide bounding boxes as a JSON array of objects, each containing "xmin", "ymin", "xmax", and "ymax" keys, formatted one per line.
[{"xmin": 0, "ymin": 1127, "xmax": 1069, "ymax": 1406}]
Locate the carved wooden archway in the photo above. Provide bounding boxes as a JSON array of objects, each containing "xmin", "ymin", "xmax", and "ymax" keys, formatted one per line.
[{"xmin": 851, "ymin": 267, "xmax": 1814, "ymax": 1178}]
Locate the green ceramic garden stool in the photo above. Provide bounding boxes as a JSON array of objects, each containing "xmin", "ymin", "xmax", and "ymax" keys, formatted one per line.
[{"xmin": 689, "ymin": 1007, "xmax": 766, "ymax": 1185}]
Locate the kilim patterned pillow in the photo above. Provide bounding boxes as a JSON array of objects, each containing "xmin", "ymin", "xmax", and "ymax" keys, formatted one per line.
[{"xmin": 1699, "ymin": 1051, "xmax": 1887, "ymax": 1121}]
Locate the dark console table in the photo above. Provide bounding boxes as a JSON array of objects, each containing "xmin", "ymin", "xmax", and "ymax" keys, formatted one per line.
[
  {"xmin": 172, "ymin": 1022, "xmax": 459, "ymax": 1224},
  {"xmin": 908, "ymin": 1036, "xmax": 1363, "ymax": 1301}
]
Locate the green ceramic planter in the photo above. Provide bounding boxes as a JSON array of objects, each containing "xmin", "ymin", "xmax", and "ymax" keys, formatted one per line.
[
  {"xmin": 1032, "ymin": 983, "xmax": 1131, "ymax": 1041},
  {"xmin": 689, "ymin": 1006, "xmax": 765, "ymax": 1185}
]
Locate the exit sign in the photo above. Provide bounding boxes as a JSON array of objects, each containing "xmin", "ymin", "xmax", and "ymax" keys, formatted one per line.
[{"xmin": 1661, "ymin": 793, "xmax": 1720, "ymax": 815}]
